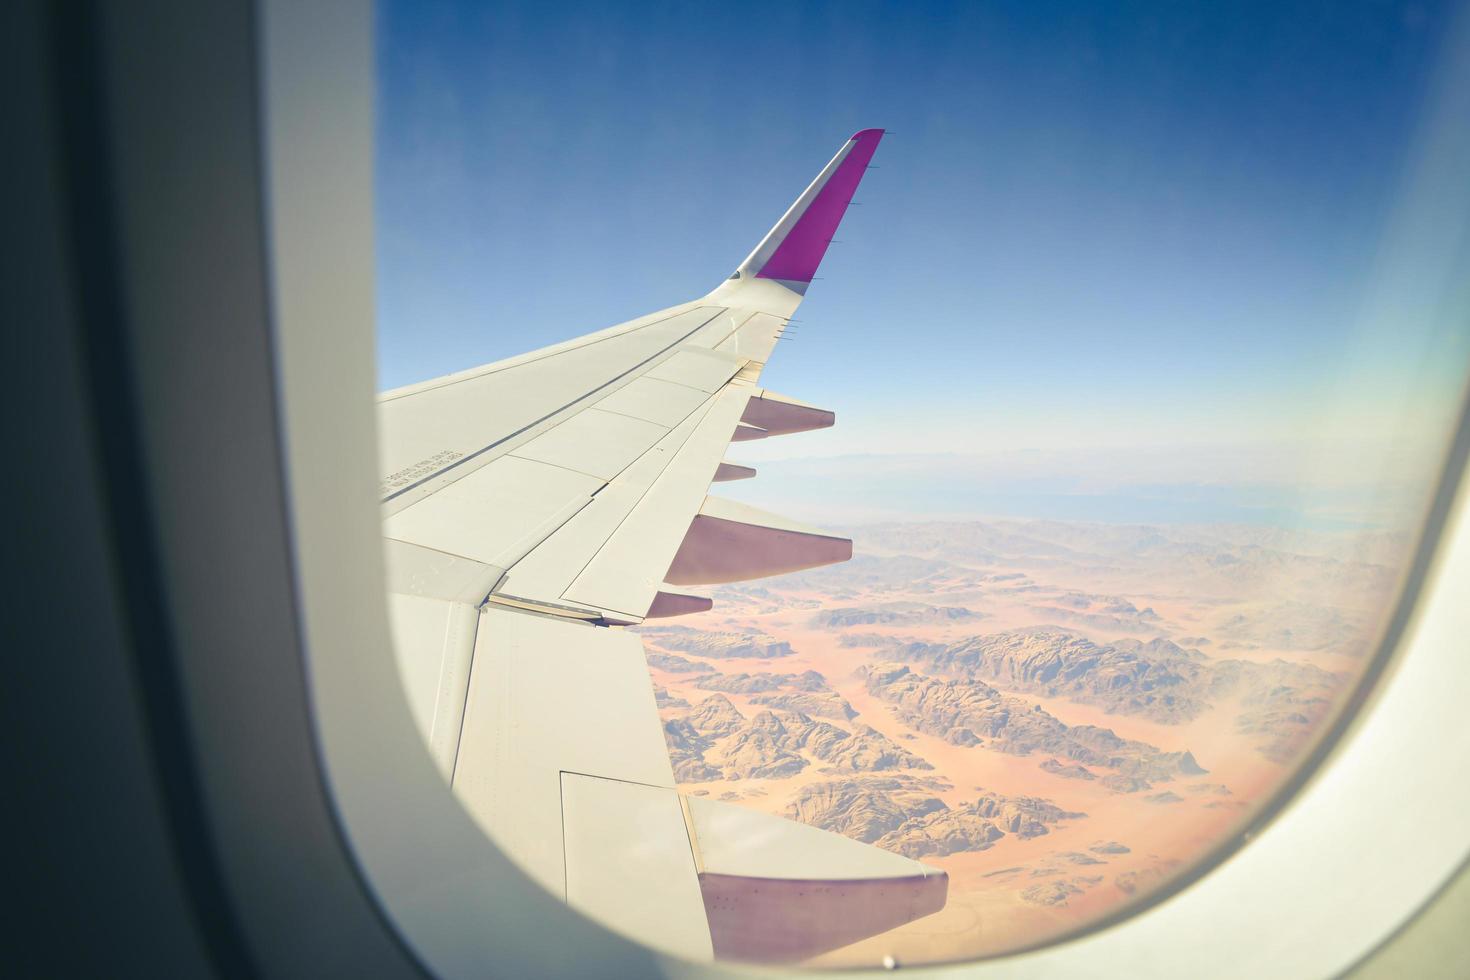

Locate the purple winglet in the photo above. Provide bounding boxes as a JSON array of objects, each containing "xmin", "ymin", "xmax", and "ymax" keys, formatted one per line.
[{"xmin": 754, "ymin": 129, "xmax": 885, "ymax": 284}]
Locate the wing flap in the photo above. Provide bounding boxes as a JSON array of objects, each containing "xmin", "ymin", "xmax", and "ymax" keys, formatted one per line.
[
  {"xmin": 646, "ymin": 588, "xmax": 714, "ymax": 618},
  {"xmin": 665, "ymin": 497, "xmax": 854, "ymax": 585},
  {"xmin": 450, "ymin": 608, "xmax": 676, "ymax": 898},
  {"xmin": 740, "ymin": 389, "xmax": 835, "ymax": 436},
  {"xmin": 686, "ymin": 796, "xmax": 947, "ymax": 962},
  {"xmin": 494, "ymin": 397, "xmax": 719, "ymax": 613},
  {"xmin": 562, "ymin": 387, "xmax": 752, "ymax": 618},
  {"xmin": 561, "ymin": 774, "xmax": 713, "ymax": 961},
  {"xmin": 712, "ymin": 461, "xmax": 756, "ymax": 482}
]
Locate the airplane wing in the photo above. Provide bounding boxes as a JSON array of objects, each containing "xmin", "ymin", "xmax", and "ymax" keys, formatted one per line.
[{"xmin": 379, "ymin": 129, "xmax": 947, "ymax": 964}]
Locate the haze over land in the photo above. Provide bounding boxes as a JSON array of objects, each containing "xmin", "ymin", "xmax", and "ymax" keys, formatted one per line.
[{"xmin": 636, "ymin": 517, "xmax": 1404, "ymax": 965}]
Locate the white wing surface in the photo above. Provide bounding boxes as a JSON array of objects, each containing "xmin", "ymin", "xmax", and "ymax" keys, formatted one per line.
[{"xmin": 379, "ymin": 130, "xmax": 947, "ymax": 963}]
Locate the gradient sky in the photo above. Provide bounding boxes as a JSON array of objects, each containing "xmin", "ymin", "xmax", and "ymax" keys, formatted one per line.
[{"xmin": 376, "ymin": 0, "xmax": 1470, "ymax": 525}]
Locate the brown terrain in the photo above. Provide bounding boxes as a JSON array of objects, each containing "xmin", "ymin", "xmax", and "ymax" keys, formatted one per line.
[{"xmin": 633, "ymin": 518, "xmax": 1404, "ymax": 966}]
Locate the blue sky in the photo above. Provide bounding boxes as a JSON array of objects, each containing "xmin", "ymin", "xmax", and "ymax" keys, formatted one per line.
[{"xmin": 375, "ymin": 0, "xmax": 1470, "ymax": 526}]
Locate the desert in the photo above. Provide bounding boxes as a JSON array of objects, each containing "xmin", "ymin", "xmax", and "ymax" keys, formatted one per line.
[{"xmin": 635, "ymin": 517, "xmax": 1403, "ymax": 965}]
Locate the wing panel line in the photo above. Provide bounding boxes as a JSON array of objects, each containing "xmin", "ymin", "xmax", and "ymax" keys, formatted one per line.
[
  {"xmin": 380, "ymin": 303, "xmax": 709, "ymax": 402},
  {"xmin": 380, "ymin": 307, "xmax": 729, "ymax": 504},
  {"xmin": 505, "ymin": 396, "xmax": 724, "ymax": 602}
]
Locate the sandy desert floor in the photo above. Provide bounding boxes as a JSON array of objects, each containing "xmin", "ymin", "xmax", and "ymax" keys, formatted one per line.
[{"xmin": 635, "ymin": 518, "xmax": 1405, "ymax": 967}]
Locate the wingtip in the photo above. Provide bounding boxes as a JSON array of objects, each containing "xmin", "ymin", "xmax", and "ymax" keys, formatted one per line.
[{"xmin": 850, "ymin": 128, "xmax": 886, "ymax": 143}]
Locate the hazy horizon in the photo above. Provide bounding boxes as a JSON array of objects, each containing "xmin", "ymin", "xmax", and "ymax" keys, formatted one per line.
[{"xmin": 376, "ymin": 0, "xmax": 1469, "ymax": 537}]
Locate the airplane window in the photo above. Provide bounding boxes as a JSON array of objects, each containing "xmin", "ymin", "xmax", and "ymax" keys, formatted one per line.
[{"xmin": 371, "ymin": 0, "xmax": 1470, "ymax": 969}]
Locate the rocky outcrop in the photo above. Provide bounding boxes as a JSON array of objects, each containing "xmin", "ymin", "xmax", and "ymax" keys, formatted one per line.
[
  {"xmin": 779, "ymin": 553, "xmax": 960, "ymax": 591},
  {"xmin": 873, "ymin": 805, "xmax": 1005, "ymax": 857},
  {"xmin": 897, "ymin": 626, "xmax": 1213, "ymax": 724},
  {"xmin": 786, "ymin": 777, "xmax": 1082, "ymax": 859},
  {"xmin": 809, "ymin": 602, "xmax": 981, "ymax": 629},
  {"xmin": 662, "ymin": 696, "xmax": 933, "ymax": 782},
  {"xmin": 969, "ymin": 791, "xmax": 1082, "ymax": 837},
  {"xmin": 1100, "ymin": 774, "xmax": 1153, "ymax": 794},
  {"xmin": 1020, "ymin": 880, "xmax": 1082, "ymax": 906},
  {"xmin": 645, "ymin": 651, "xmax": 708, "ymax": 673},
  {"xmin": 705, "ymin": 710, "xmax": 807, "ymax": 779},
  {"xmin": 784, "ymin": 717, "xmax": 932, "ymax": 772},
  {"xmin": 890, "ymin": 626, "xmax": 1343, "ymax": 762},
  {"xmin": 693, "ymin": 670, "xmax": 824, "ymax": 694},
  {"xmin": 784, "ymin": 777, "xmax": 947, "ymax": 844},
  {"xmin": 686, "ymin": 694, "xmax": 746, "ymax": 738},
  {"xmin": 691, "ymin": 670, "xmax": 859, "ymax": 720},
  {"xmin": 1217, "ymin": 601, "xmax": 1364, "ymax": 655},
  {"xmin": 1215, "ymin": 658, "xmax": 1339, "ymax": 763},
  {"xmin": 862, "ymin": 663, "xmax": 1204, "ymax": 791},
  {"xmin": 1114, "ymin": 864, "xmax": 1177, "ymax": 896},
  {"xmin": 687, "ymin": 669, "xmax": 858, "ymax": 725},
  {"xmin": 1183, "ymin": 782, "xmax": 1231, "ymax": 796},
  {"xmin": 1040, "ymin": 758, "xmax": 1096, "ymax": 780},
  {"xmin": 662, "ymin": 718, "xmax": 720, "ymax": 782},
  {"xmin": 640, "ymin": 625, "xmax": 795, "ymax": 659},
  {"xmin": 750, "ymin": 691, "xmax": 858, "ymax": 721}
]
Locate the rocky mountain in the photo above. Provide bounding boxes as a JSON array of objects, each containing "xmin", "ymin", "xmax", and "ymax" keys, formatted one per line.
[
  {"xmin": 798, "ymin": 718, "xmax": 933, "ymax": 772},
  {"xmin": 750, "ymin": 691, "xmax": 858, "ymax": 721},
  {"xmin": 1040, "ymin": 758, "xmax": 1096, "ymax": 780},
  {"xmin": 690, "ymin": 669, "xmax": 858, "ymax": 720},
  {"xmin": 1020, "ymin": 880, "xmax": 1082, "ymax": 906},
  {"xmin": 644, "ymin": 651, "xmax": 707, "ymax": 673},
  {"xmin": 783, "ymin": 776, "xmax": 949, "ymax": 844},
  {"xmin": 1217, "ymin": 600, "xmax": 1366, "ymax": 655},
  {"xmin": 786, "ymin": 777, "xmax": 1083, "ymax": 858},
  {"xmin": 640, "ymin": 625, "xmax": 795, "ymax": 659},
  {"xmin": 838, "ymin": 631, "xmax": 925, "ymax": 649},
  {"xmin": 686, "ymin": 693, "xmax": 746, "ymax": 737},
  {"xmin": 661, "ymin": 695, "xmax": 931, "ymax": 781},
  {"xmin": 895, "ymin": 626, "xmax": 1214, "ymax": 724},
  {"xmin": 632, "ymin": 515, "xmax": 1401, "ymax": 961},
  {"xmin": 879, "ymin": 625, "xmax": 1342, "ymax": 760},
  {"xmin": 874, "ymin": 805, "xmax": 1005, "ymax": 857},
  {"xmin": 1114, "ymin": 862, "xmax": 1178, "ymax": 895},
  {"xmin": 691, "ymin": 668, "xmax": 828, "ymax": 694},
  {"xmin": 1028, "ymin": 593, "xmax": 1164, "ymax": 634},
  {"xmin": 862, "ymin": 663, "xmax": 1204, "ymax": 791},
  {"xmin": 705, "ymin": 710, "xmax": 807, "ymax": 779},
  {"xmin": 777, "ymin": 553, "xmax": 963, "ymax": 591},
  {"xmin": 1213, "ymin": 657, "xmax": 1340, "ymax": 762},
  {"xmin": 662, "ymin": 718, "xmax": 721, "ymax": 781},
  {"xmin": 809, "ymin": 602, "xmax": 982, "ymax": 629},
  {"xmin": 1184, "ymin": 782, "xmax": 1231, "ymax": 797}
]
